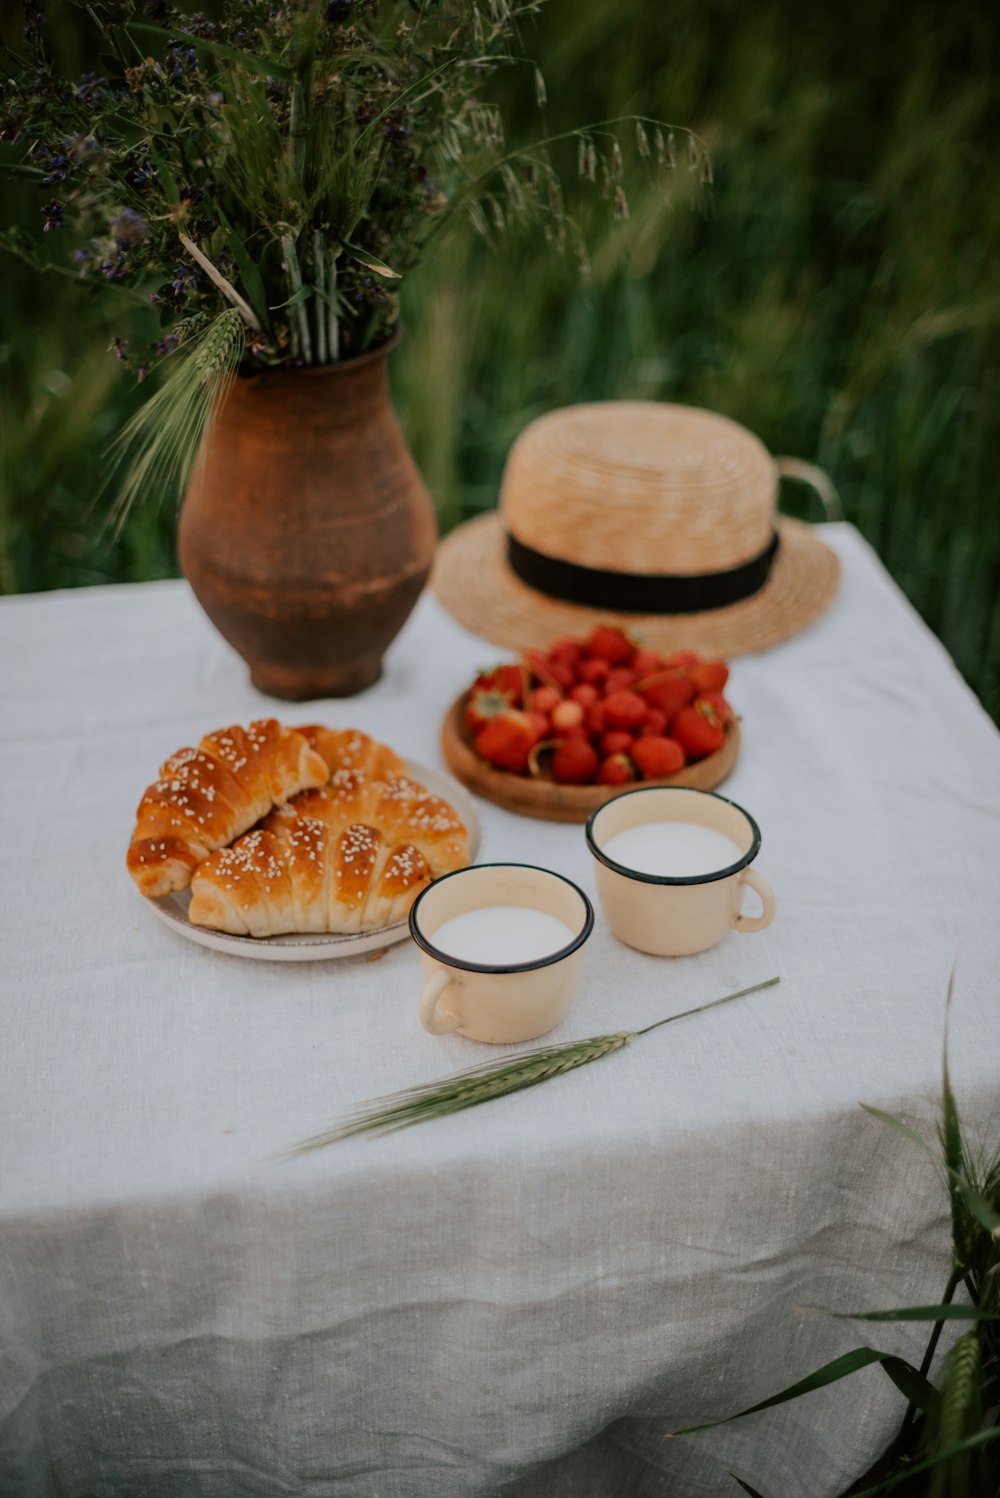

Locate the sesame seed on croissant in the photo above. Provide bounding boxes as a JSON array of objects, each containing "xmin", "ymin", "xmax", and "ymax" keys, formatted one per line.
[
  {"xmin": 294, "ymin": 724, "xmax": 408, "ymax": 783},
  {"xmin": 127, "ymin": 719, "xmax": 330, "ymax": 899},
  {"xmin": 187, "ymin": 756, "xmax": 470, "ymax": 938}
]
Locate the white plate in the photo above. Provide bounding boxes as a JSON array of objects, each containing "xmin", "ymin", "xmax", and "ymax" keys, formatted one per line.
[{"xmin": 148, "ymin": 761, "xmax": 482, "ymax": 962}]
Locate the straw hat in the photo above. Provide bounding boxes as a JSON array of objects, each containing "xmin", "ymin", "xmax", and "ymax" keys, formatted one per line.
[{"xmin": 433, "ymin": 401, "xmax": 840, "ymax": 657}]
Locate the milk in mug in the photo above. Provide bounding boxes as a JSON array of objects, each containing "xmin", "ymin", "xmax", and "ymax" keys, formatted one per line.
[
  {"xmin": 601, "ymin": 821, "xmax": 743, "ymax": 879},
  {"xmin": 430, "ymin": 906, "xmax": 576, "ymax": 965}
]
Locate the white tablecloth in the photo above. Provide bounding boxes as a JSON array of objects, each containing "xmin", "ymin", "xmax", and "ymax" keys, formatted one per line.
[{"xmin": 1, "ymin": 523, "xmax": 999, "ymax": 1498}]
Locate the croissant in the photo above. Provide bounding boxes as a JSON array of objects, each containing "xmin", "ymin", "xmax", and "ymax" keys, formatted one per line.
[
  {"xmin": 187, "ymin": 770, "xmax": 470, "ymax": 937},
  {"xmin": 295, "ymin": 724, "xmax": 408, "ymax": 783},
  {"xmin": 127, "ymin": 719, "xmax": 330, "ymax": 898}
]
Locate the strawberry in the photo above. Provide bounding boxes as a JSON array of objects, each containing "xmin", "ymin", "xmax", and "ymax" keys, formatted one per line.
[
  {"xmin": 631, "ymin": 736, "xmax": 685, "ymax": 779},
  {"xmin": 689, "ymin": 660, "xmax": 730, "ymax": 695},
  {"xmin": 600, "ymin": 730, "xmax": 635, "ymax": 757},
  {"xmin": 525, "ymin": 711, "xmax": 550, "ymax": 740},
  {"xmin": 551, "ymin": 699, "xmax": 585, "ymax": 732},
  {"xmin": 698, "ymin": 689, "xmax": 734, "ymax": 725},
  {"xmin": 585, "ymin": 700, "xmax": 608, "ymax": 737},
  {"xmin": 464, "ymin": 664, "xmax": 524, "ymax": 734},
  {"xmin": 548, "ymin": 638, "xmax": 585, "ymax": 669},
  {"xmin": 586, "ymin": 625, "xmax": 636, "ymax": 665},
  {"xmin": 569, "ymin": 682, "xmax": 599, "ymax": 709},
  {"xmin": 530, "ymin": 685, "xmax": 562, "ymax": 716},
  {"xmin": 602, "ymin": 689, "xmax": 647, "ymax": 730},
  {"xmin": 547, "ymin": 660, "xmax": 577, "ymax": 691},
  {"xmin": 663, "ymin": 650, "xmax": 701, "ymax": 669},
  {"xmin": 474, "ymin": 710, "xmax": 539, "ymax": 774},
  {"xmin": 596, "ymin": 752, "xmax": 636, "ymax": 785},
  {"xmin": 604, "ymin": 667, "xmax": 637, "ymax": 695},
  {"xmin": 637, "ymin": 670, "xmax": 695, "ymax": 718},
  {"xmin": 551, "ymin": 738, "xmax": 599, "ymax": 785},
  {"xmin": 671, "ymin": 700, "xmax": 725, "ymax": 760},
  {"xmin": 632, "ymin": 646, "xmax": 663, "ymax": 678},
  {"xmin": 522, "ymin": 649, "xmax": 569, "ymax": 692},
  {"xmin": 639, "ymin": 708, "xmax": 668, "ymax": 736},
  {"xmin": 485, "ymin": 663, "xmax": 524, "ymax": 697},
  {"xmin": 578, "ymin": 657, "xmax": 611, "ymax": 688}
]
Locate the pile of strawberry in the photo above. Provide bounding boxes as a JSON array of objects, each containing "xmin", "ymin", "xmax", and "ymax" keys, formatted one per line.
[{"xmin": 464, "ymin": 625, "xmax": 734, "ymax": 785}]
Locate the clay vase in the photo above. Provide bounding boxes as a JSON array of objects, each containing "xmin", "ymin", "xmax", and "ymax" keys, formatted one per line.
[{"xmin": 178, "ymin": 338, "xmax": 437, "ymax": 700}]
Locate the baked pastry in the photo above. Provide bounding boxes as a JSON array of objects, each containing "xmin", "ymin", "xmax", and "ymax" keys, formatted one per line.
[
  {"xmin": 187, "ymin": 764, "xmax": 470, "ymax": 937},
  {"xmin": 127, "ymin": 719, "xmax": 330, "ymax": 898},
  {"xmin": 296, "ymin": 724, "xmax": 408, "ymax": 783}
]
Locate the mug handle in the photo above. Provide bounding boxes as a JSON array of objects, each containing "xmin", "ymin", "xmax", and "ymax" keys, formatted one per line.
[
  {"xmin": 734, "ymin": 868, "xmax": 776, "ymax": 933},
  {"xmin": 419, "ymin": 969, "xmax": 462, "ymax": 1035},
  {"xmin": 774, "ymin": 457, "xmax": 843, "ymax": 521}
]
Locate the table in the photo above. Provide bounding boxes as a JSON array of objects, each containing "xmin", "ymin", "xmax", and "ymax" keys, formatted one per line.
[{"xmin": 2, "ymin": 523, "xmax": 999, "ymax": 1498}]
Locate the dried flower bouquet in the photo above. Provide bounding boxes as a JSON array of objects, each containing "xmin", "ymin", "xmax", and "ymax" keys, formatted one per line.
[{"xmin": 2, "ymin": 0, "xmax": 705, "ymax": 514}]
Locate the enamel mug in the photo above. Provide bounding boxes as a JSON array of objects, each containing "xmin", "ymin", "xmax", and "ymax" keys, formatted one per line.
[
  {"xmin": 586, "ymin": 786, "xmax": 776, "ymax": 957},
  {"xmin": 408, "ymin": 863, "xmax": 594, "ymax": 1043}
]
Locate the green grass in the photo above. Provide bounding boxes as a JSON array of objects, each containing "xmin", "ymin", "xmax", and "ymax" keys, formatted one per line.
[{"xmin": 2, "ymin": 0, "xmax": 998, "ymax": 718}]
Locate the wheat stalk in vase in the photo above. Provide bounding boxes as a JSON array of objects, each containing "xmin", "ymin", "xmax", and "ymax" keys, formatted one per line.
[{"xmin": 280, "ymin": 976, "xmax": 780, "ymax": 1156}]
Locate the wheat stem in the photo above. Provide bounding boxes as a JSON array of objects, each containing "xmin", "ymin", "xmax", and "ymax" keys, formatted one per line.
[
  {"xmin": 280, "ymin": 233, "xmax": 313, "ymax": 364},
  {"xmin": 636, "ymin": 977, "xmax": 780, "ymax": 1035},
  {"xmin": 107, "ymin": 308, "xmax": 244, "ymax": 531},
  {"xmin": 277, "ymin": 976, "xmax": 780, "ymax": 1157},
  {"xmin": 328, "ymin": 250, "xmax": 340, "ymax": 361},
  {"xmin": 178, "ymin": 232, "xmax": 261, "ymax": 331},
  {"xmin": 313, "ymin": 230, "xmax": 328, "ymax": 366},
  {"xmin": 288, "ymin": 81, "xmax": 306, "ymax": 179}
]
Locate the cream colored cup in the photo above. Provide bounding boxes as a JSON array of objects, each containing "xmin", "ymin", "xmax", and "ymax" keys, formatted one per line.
[
  {"xmin": 408, "ymin": 864, "xmax": 594, "ymax": 1043},
  {"xmin": 586, "ymin": 787, "xmax": 776, "ymax": 957}
]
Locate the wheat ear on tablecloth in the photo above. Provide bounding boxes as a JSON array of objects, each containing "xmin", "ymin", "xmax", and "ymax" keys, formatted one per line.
[{"xmin": 278, "ymin": 976, "xmax": 780, "ymax": 1156}]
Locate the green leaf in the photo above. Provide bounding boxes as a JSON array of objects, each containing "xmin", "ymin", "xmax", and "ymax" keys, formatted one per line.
[
  {"xmin": 668, "ymin": 1348, "xmax": 912, "ymax": 1436},
  {"xmin": 126, "ymin": 23, "xmax": 295, "ymax": 81},
  {"xmin": 352, "ymin": 54, "xmax": 462, "ymax": 146},
  {"xmin": 956, "ymin": 1177, "xmax": 1000, "ymax": 1235},
  {"xmin": 730, "ymin": 1479, "xmax": 770, "ymax": 1497},
  {"xmin": 940, "ymin": 967, "xmax": 968, "ymax": 1254},
  {"xmin": 0, "ymin": 229, "xmax": 151, "ymax": 303},
  {"xmin": 860, "ymin": 1105, "xmax": 938, "ymax": 1163},
  {"xmin": 148, "ymin": 147, "xmax": 178, "ymax": 206},
  {"xmin": 341, "ymin": 241, "xmax": 402, "ymax": 279},
  {"xmin": 217, "ymin": 210, "xmax": 270, "ymax": 332},
  {"xmin": 270, "ymin": 284, "xmax": 314, "ymax": 310},
  {"xmin": 847, "ymin": 1427, "xmax": 1000, "ymax": 1498},
  {"xmin": 861, "ymin": 1102, "xmax": 1000, "ymax": 1235},
  {"xmin": 826, "ymin": 1305, "xmax": 999, "ymax": 1323},
  {"xmin": 877, "ymin": 1356, "xmax": 940, "ymax": 1415}
]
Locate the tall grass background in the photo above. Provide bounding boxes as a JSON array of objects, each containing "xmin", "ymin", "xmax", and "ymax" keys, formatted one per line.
[{"xmin": 2, "ymin": 0, "xmax": 998, "ymax": 718}]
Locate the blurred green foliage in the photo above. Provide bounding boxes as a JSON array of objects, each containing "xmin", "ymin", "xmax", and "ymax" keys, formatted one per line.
[{"xmin": 2, "ymin": 0, "xmax": 998, "ymax": 718}]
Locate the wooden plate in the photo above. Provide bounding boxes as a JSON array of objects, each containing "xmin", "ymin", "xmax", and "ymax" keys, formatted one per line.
[{"xmin": 440, "ymin": 694, "xmax": 740, "ymax": 824}]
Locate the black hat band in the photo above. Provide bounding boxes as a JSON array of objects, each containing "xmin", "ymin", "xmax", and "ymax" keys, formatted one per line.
[{"xmin": 506, "ymin": 530, "xmax": 780, "ymax": 615}]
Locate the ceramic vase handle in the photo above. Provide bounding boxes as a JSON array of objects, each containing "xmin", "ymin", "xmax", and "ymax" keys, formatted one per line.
[
  {"xmin": 419, "ymin": 969, "xmax": 462, "ymax": 1035},
  {"xmin": 734, "ymin": 868, "xmax": 776, "ymax": 933}
]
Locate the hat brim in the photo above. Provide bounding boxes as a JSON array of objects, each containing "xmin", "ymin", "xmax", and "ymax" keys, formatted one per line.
[{"xmin": 433, "ymin": 513, "xmax": 840, "ymax": 657}]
